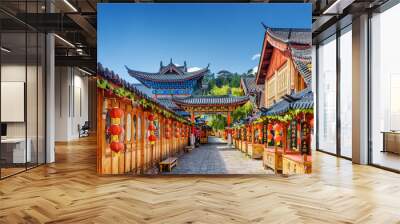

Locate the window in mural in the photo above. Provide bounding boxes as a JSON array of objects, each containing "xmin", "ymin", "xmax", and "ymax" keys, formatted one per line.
[
  {"xmin": 137, "ymin": 116, "xmax": 141, "ymax": 139},
  {"xmin": 133, "ymin": 115, "xmax": 137, "ymax": 140},
  {"xmin": 154, "ymin": 120, "xmax": 159, "ymax": 138},
  {"xmin": 120, "ymin": 112, "xmax": 125, "ymax": 143},
  {"xmin": 106, "ymin": 110, "xmax": 111, "ymax": 144},
  {"xmin": 126, "ymin": 113, "xmax": 132, "ymax": 142}
]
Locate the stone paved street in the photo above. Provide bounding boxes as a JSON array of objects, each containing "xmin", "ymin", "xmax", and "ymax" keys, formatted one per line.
[{"xmin": 166, "ymin": 137, "xmax": 272, "ymax": 174}]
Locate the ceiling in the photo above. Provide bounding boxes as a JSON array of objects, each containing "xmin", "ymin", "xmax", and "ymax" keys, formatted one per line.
[{"xmin": 311, "ymin": 0, "xmax": 391, "ymax": 44}]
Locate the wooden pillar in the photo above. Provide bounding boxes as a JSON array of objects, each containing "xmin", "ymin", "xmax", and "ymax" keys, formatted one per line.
[
  {"xmin": 227, "ymin": 111, "xmax": 232, "ymax": 145},
  {"xmin": 283, "ymin": 122, "xmax": 287, "ymax": 154},
  {"xmin": 191, "ymin": 110, "xmax": 195, "ymax": 146},
  {"xmin": 97, "ymin": 88, "xmax": 104, "ymax": 174},
  {"xmin": 140, "ymin": 110, "xmax": 145, "ymax": 173}
]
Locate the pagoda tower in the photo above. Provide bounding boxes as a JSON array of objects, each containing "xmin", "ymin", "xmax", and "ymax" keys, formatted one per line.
[{"xmin": 125, "ymin": 59, "xmax": 209, "ymax": 99}]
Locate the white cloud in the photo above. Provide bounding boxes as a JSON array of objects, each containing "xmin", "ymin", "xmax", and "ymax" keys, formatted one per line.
[
  {"xmin": 251, "ymin": 53, "xmax": 261, "ymax": 61},
  {"xmin": 187, "ymin": 67, "xmax": 202, "ymax": 72},
  {"xmin": 251, "ymin": 65, "xmax": 258, "ymax": 74}
]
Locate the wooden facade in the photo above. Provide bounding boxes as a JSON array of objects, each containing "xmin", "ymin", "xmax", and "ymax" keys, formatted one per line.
[
  {"xmin": 96, "ymin": 73, "xmax": 190, "ymax": 175},
  {"xmin": 263, "ymin": 48, "xmax": 307, "ymax": 108},
  {"xmin": 230, "ymin": 29, "xmax": 313, "ymax": 175}
]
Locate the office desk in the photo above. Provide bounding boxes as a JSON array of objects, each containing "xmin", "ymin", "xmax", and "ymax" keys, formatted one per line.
[
  {"xmin": 1, "ymin": 138, "xmax": 31, "ymax": 164},
  {"xmin": 381, "ymin": 131, "xmax": 400, "ymax": 154}
]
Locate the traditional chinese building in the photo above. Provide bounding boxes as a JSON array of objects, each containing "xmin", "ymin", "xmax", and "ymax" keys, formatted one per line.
[
  {"xmin": 126, "ymin": 60, "xmax": 250, "ymax": 145},
  {"xmin": 255, "ymin": 26, "xmax": 311, "ymax": 107},
  {"xmin": 240, "ymin": 76, "xmax": 264, "ymax": 109},
  {"xmin": 126, "ymin": 59, "xmax": 209, "ymax": 99},
  {"xmin": 252, "ymin": 26, "xmax": 313, "ymax": 175}
]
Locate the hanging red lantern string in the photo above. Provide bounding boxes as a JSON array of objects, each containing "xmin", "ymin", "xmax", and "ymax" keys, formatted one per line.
[
  {"xmin": 109, "ymin": 107, "xmax": 124, "ymax": 153},
  {"xmin": 147, "ymin": 114, "xmax": 156, "ymax": 145},
  {"xmin": 273, "ymin": 123, "xmax": 282, "ymax": 146},
  {"xmin": 148, "ymin": 135, "xmax": 156, "ymax": 142},
  {"xmin": 109, "ymin": 124, "xmax": 122, "ymax": 135},
  {"xmin": 148, "ymin": 123, "xmax": 156, "ymax": 131},
  {"xmin": 267, "ymin": 132, "xmax": 273, "ymax": 143},
  {"xmin": 274, "ymin": 134, "xmax": 282, "ymax": 144}
]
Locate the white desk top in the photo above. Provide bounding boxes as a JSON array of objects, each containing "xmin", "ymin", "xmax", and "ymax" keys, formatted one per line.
[{"xmin": 1, "ymin": 138, "xmax": 27, "ymax": 143}]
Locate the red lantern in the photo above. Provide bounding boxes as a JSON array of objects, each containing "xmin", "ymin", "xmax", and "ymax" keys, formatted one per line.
[
  {"xmin": 274, "ymin": 124, "xmax": 282, "ymax": 132},
  {"xmin": 148, "ymin": 135, "xmax": 156, "ymax": 142},
  {"xmin": 275, "ymin": 135, "xmax": 282, "ymax": 142},
  {"xmin": 110, "ymin": 107, "xmax": 124, "ymax": 118},
  {"xmin": 148, "ymin": 114, "xmax": 155, "ymax": 121},
  {"xmin": 268, "ymin": 124, "xmax": 273, "ymax": 130},
  {"xmin": 110, "ymin": 142, "xmax": 124, "ymax": 153},
  {"xmin": 268, "ymin": 133, "xmax": 273, "ymax": 140},
  {"xmin": 148, "ymin": 123, "xmax": 156, "ymax": 131},
  {"xmin": 310, "ymin": 118, "xmax": 314, "ymax": 128},
  {"xmin": 109, "ymin": 125, "xmax": 122, "ymax": 135}
]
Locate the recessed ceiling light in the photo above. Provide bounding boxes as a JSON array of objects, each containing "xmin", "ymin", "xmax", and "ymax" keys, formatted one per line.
[
  {"xmin": 78, "ymin": 67, "xmax": 93, "ymax": 76},
  {"xmin": 54, "ymin": 34, "xmax": 75, "ymax": 48},
  {"xmin": 1, "ymin": 47, "xmax": 11, "ymax": 53},
  {"xmin": 63, "ymin": 0, "xmax": 78, "ymax": 12}
]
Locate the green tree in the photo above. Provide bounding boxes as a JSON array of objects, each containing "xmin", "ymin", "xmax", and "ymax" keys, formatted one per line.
[
  {"xmin": 208, "ymin": 114, "xmax": 227, "ymax": 131},
  {"xmin": 231, "ymin": 87, "xmax": 243, "ymax": 96},
  {"xmin": 232, "ymin": 101, "xmax": 253, "ymax": 123},
  {"xmin": 210, "ymin": 85, "xmax": 230, "ymax": 96}
]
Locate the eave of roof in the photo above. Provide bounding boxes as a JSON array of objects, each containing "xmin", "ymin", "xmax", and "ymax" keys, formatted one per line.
[
  {"xmin": 172, "ymin": 95, "xmax": 249, "ymax": 107},
  {"xmin": 261, "ymin": 88, "xmax": 313, "ymax": 116},
  {"xmin": 255, "ymin": 26, "xmax": 312, "ymax": 86},
  {"xmin": 97, "ymin": 63, "xmax": 187, "ymax": 120},
  {"xmin": 126, "ymin": 65, "xmax": 209, "ymax": 83}
]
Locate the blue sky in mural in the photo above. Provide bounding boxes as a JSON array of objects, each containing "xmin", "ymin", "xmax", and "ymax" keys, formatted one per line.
[{"xmin": 98, "ymin": 3, "xmax": 311, "ymax": 82}]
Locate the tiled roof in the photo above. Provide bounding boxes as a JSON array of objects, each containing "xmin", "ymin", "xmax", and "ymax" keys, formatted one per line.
[
  {"xmin": 126, "ymin": 66, "xmax": 208, "ymax": 82},
  {"xmin": 291, "ymin": 47, "xmax": 312, "ymax": 86},
  {"xmin": 266, "ymin": 27, "xmax": 312, "ymax": 45},
  {"xmin": 176, "ymin": 111, "xmax": 190, "ymax": 117},
  {"xmin": 256, "ymin": 25, "xmax": 312, "ymax": 86},
  {"xmin": 125, "ymin": 60, "xmax": 209, "ymax": 85},
  {"xmin": 173, "ymin": 95, "xmax": 249, "ymax": 106},
  {"xmin": 263, "ymin": 98, "xmax": 292, "ymax": 116},
  {"xmin": 157, "ymin": 99, "xmax": 180, "ymax": 110},
  {"xmin": 97, "ymin": 63, "xmax": 185, "ymax": 119},
  {"xmin": 261, "ymin": 88, "xmax": 313, "ymax": 116},
  {"xmin": 159, "ymin": 60, "xmax": 188, "ymax": 74},
  {"xmin": 290, "ymin": 88, "xmax": 313, "ymax": 110},
  {"xmin": 241, "ymin": 77, "xmax": 262, "ymax": 95},
  {"xmin": 132, "ymin": 84, "xmax": 154, "ymax": 97}
]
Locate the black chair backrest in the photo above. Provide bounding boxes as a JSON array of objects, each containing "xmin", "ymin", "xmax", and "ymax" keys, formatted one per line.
[{"xmin": 82, "ymin": 121, "xmax": 90, "ymax": 129}]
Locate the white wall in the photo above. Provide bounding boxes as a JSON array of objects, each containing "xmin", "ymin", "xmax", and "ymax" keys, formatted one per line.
[{"xmin": 54, "ymin": 67, "xmax": 89, "ymax": 141}]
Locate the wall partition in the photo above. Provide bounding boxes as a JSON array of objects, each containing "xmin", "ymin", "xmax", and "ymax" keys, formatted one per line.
[
  {"xmin": 0, "ymin": 2, "xmax": 46, "ymax": 179},
  {"xmin": 316, "ymin": 24, "xmax": 353, "ymax": 159},
  {"xmin": 339, "ymin": 26, "xmax": 352, "ymax": 159},
  {"xmin": 317, "ymin": 35, "xmax": 337, "ymax": 155},
  {"xmin": 370, "ymin": 2, "xmax": 400, "ymax": 171}
]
